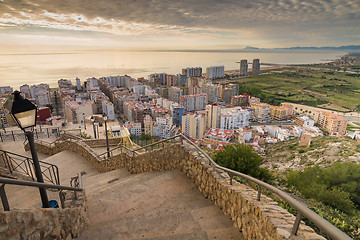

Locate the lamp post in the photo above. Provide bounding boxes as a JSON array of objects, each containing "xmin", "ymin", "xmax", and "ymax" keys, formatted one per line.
[
  {"xmin": 7, "ymin": 91, "xmax": 50, "ymax": 208},
  {"xmin": 82, "ymin": 113, "xmax": 86, "ymax": 130},
  {"xmin": 91, "ymin": 116, "xmax": 96, "ymax": 139},
  {"xmin": 103, "ymin": 114, "xmax": 110, "ymax": 158}
]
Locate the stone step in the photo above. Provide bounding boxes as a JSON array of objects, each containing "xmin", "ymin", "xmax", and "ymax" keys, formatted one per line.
[
  {"xmin": 40, "ymin": 150, "xmax": 99, "ymax": 186},
  {"xmin": 82, "ymin": 168, "xmax": 131, "ymax": 195},
  {"xmin": 77, "ymin": 170, "xmax": 244, "ymax": 240}
]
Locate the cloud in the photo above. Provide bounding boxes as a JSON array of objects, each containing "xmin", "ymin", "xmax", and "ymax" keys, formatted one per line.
[{"xmin": 0, "ymin": 0, "xmax": 359, "ymax": 47}]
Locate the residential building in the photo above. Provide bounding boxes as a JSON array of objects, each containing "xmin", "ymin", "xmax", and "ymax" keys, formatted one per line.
[
  {"xmin": 203, "ymin": 128, "xmax": 234, "ymax": 146},
  {"xmin": 132, "ymin": 85, "xmax": 146, "ymax": 96},
  {"xmin": 0, "ymin": 86, "xmax": 13, "ymax": 97},
  {"xmin": 181, "ymin": 113, "xmax": 206, "ymax": 139},
  {"xmin": 64, "ymin": 100, "xmax": 94, "ymax": 124},
  {"xmin": 294, "ymin": 116, "xmax": 315, "ymax": 127},
  {"xmin": 249, "ymin": 97, "xmax": 261, "ymax": 106},
  {"xmin": 220, "ymin": 84, "xmax": 239, "ymax": 103},
  {"xmin": 182, "ymin": 67, "xmax": 202, "ymax": 78},
  {"xmin": 20, "ymin": 84, "xmax": 31, "ymax": 98},
  {"xmin": 206, "ymin": 66, "xmax": 224, "ymax": 79},
  {"xmin": 170, "ymin": 104, "xmax": 185, "ymax": 126},
  {"xmin": 86, "ymin": 78, "xmax": 100, "ymax": 91},
  {"xmin": 166, "ymin": 75, "xmax": 177, "ymax": 86},
  {"xmin": 240, "ymin": 59, "xmax": 248, "ymax": 76},
  {"xmin": 231, "ymin": 94, "xmax": 250, "ymax": 107},
  {"xmin": 76, "ymin": 77, "xmax": 82, "ymax": 91},
  {"xmin": 180, "ymin": 94, "xmax": 208, "ymax": 112},
  {"xmin": 206, "ymin": 104, "xmax": 221, "ymax": 129},
  {"xmin": 148, "ymin": 73, "xmax": 167, "ymax": 85},
  {"xmin": 123, "ymin": 122, "xmax": 142, "ymax": 136},
  {"xmin": 318, "ymin": 112, "xmax": 348, "ymax": 135},
  {"xmin": 168, "ymin": 87, "xmax": 183, "ymax": 103},
  {"xmin": 270, "ymin": 106, "xmax": 288, "ymax": 121},
  {"xmin": 253, "ymin": 103, "xmax": 271, "ymax": 122},
  {"xmin": 220, "ymin": 108, "xmax": 251, "ymax": 130},
  {"xmin": 143, "ymin": 115, "xmax": 153, "ymax": 136},
  {"xmin": 201, "ymin": 84, "xmax": 219, "ymax": 103},
  {"xmin": 153, "ymin": 115, "xmax": 174, "ymax": 139},
  {"xmin": 252, "ymin": 59, "xmax": 260, "ymax": 74}
]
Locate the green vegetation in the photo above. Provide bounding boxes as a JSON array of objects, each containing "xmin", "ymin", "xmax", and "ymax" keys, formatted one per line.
[
  {"xmin": 287, "ymin": 162, "xmax": 360, "ymax": 214},
  {"xmin": 78, "ymin": 132, "xmax": 92, "ymax": 139},
  {"xmin": 213, "ymin": 143, "xmax": 272, "ymax": 182},
  {"xmin": 233, "ymin": 68, "xmax": 360, "ymax": 111},
  {"xmin": 286, "ymin": 162, "xmax": 360, "ymax": 238}
]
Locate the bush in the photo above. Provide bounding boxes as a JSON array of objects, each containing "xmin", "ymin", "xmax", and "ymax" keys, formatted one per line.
[
  {"xmin": 213, "ymin": 143, "xmax": 272, "ymax": 182},
  {"xmin": 287, "ymin": 162, "xmax": 360, "ymax": 214}
]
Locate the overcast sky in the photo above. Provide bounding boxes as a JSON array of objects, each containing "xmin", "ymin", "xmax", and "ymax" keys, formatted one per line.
[{"xmin": 0, "ymin": 0, "xmax": 359, "ymax": 51}]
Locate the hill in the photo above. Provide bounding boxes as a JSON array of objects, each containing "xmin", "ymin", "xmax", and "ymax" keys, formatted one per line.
[{"xmin": 262, "ymin": 136, "xmax": 360, "ymax": 172}]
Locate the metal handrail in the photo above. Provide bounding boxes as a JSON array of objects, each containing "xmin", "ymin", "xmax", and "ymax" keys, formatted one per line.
[
  {"xmin": 98, "ymin": 144, "xmax": 138, "ymax": 159},
  {"xmin": 178, "ymin": 133, "xmax": 351, "ymax": 240},
  {"xmin": 0, "ymin": 177, "xmax": 82, "ymax": 191},
  {"xmin": 132, "ymin": 135, "xmax": 180, "ymax": 152},
  {"xmin": 0, "ymin": 150, "xmax": 60, "ymax": 185}
]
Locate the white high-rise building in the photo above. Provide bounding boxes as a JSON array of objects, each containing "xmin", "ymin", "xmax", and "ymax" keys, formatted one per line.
[{"xmin": 206, "ymin": 66, "xmax": 224, "ymax": 79}]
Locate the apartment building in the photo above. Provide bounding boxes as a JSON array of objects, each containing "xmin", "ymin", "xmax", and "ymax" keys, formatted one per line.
[
  {"xmin": 253, "ymin": 102, "xmax": 271, "ymax": 122},
  {"xmin": 180, "ymin": 94, "xmax": 208, "ymax": 112},
  {"xmin": 206, "ymin": 66, "xmax": 224, "ymax": 79},
  {"xmin": 318, "ymin": 112, "xmax": 348, "ymax": 135},
  {"xmin": 181, "ymin": 113, "xmax": 206, "ymax": 139}
]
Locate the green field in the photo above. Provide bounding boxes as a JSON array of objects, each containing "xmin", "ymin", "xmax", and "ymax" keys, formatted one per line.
[{"xmin": 232, "ymin": 68, "xmax": 360, "ymax": 111}]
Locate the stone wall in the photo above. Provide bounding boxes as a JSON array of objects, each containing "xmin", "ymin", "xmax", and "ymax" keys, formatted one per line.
[
  {"xmin": 178, "ymin": 145, "xmax": 325, "ymax": 240},
  {"xmin": 0, "ymin": 190, "xmax": 87, "ymax": 239},
  {"xmin": 28, "ymin": 139, "xmax": 327, "ymax": 240}
]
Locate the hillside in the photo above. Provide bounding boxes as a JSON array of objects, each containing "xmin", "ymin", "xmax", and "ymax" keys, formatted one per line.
[{"xmin": 263, "ymin": 136, "xmax": 360, "ymax": 172}]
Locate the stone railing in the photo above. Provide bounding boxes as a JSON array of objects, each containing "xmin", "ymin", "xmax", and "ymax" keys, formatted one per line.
[
  {"xmin": 28, "ymin": 138, "xmax": 326, "ymax": 240},
  {"xmin": 0, "ymin": 189, "xmax": 87, "ymax": 239}
]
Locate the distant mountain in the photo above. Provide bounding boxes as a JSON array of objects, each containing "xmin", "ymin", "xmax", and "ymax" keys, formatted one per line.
[
  {"xmin": 244, "ymin": 46, "xmax": 259, "ymax": 50},
  {"xmin": 241, "ymin": 45, "xmax": 360, "ymax": 50},
  {"xmin": 286, "ymin": 45, "xmax": 360, "ymax": 50}
]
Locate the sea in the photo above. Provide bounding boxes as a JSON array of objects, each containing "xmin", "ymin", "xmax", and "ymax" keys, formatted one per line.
[{"xmin": 0, "ymin": 49, "xmax": 347, "ymax": 89}]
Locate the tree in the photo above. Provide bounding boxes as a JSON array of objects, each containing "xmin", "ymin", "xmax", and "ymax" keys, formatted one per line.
[{"xmin": 213, "ymin": 144, "xmax": 272, "ymax": 182}]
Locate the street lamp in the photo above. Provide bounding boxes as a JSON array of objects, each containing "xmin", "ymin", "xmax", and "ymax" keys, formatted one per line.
[
  {"xmin": 90, "ymin": 116, "xmax": 96, "ymax": 139},
  {"xmin": 6, "ymin": 91, "xmax": 50, "ymax": 208},
  {"xmin": 103, "ymin": 114, "xmax": 110, "ymax": 158}
]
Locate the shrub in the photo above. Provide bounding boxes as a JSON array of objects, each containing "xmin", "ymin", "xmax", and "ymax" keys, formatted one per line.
[{"xmin": 213, "ymin": 143, "xmax": 272, "ymax": 182}]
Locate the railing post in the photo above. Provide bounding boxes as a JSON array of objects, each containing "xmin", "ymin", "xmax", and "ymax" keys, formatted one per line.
[
  {"xmin": 292, "ymin": 212, "xmax": 303, "ymax": 235},
  {"xmin": 47, "ymin": 128, "xmax": 49, "ymax": 138},
  {"xmin": 257, "ymin": 184, "xmax": 261, "ymax": 201},
  {"xmin": 35, "ymin": 129, "xmax": 38, "ymax": 139},
  {"xmin": 11, "ymin": 131, "xmax": 15, "ymax": 141},
  {"xmin": 229, "ymin": 173, "xmax": 233, "ymax": 185},
  {"xmin": 0, "ymin": 132, "xmax": 2, "ymax": 142},
  {"xmin": 0, "ymin": 184, "xmax": 10, "ymax": 211}
]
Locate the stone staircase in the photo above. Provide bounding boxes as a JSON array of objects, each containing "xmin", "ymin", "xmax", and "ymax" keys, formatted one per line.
[
  {"xmin": 79, "ymin": 169, "xmax": 243, "ymax": 239},
  {"xmin": 1, "ymin": 143, "xmax": 244, "ymax": 239}
]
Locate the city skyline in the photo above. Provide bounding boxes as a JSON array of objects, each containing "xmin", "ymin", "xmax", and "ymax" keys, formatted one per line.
[{"xmin": 1, "ymin": 0, "xmax": 359, "ymax": 52}]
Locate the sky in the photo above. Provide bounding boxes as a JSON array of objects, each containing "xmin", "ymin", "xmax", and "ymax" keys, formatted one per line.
[{"xmin": 0, "ymin": 0, "xmax": 359, "ymax": 51}]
